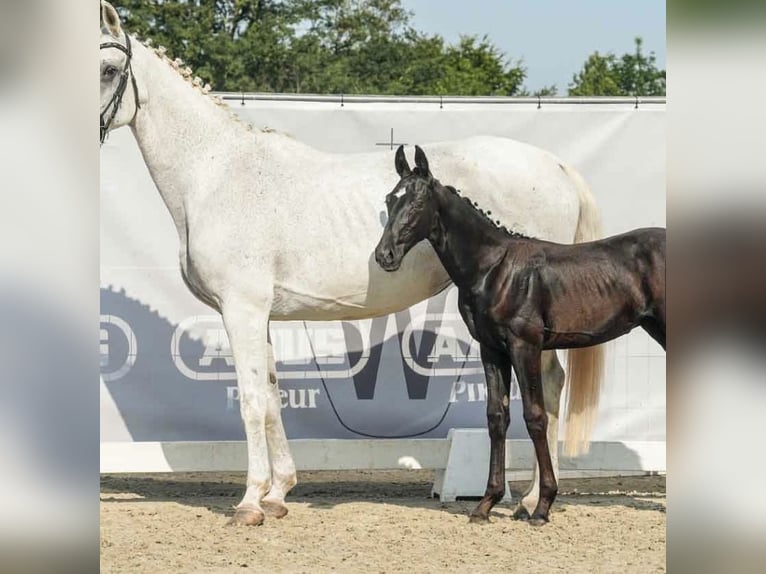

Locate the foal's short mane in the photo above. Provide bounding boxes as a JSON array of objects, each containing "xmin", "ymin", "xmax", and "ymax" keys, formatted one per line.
[{"xmin": 442, "ymin": 184, "xmax": 530, "ymax": 239}]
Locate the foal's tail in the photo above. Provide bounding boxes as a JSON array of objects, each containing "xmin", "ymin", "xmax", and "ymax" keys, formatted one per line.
[{"xmin": 561, "ymin": 163, "xmax": 606, "ymax": 457}]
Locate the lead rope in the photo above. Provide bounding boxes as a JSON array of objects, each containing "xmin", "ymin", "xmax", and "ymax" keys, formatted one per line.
[{"xmin": 301, "ymin": 320, "xmax": 464, "ymax": 439}]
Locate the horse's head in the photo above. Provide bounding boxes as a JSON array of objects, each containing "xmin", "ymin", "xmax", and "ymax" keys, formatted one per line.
[
  {"xmin": 375, "ymin": 145, "xmax": 438, "ymax": 272},
  {"xmin": 100, "ymin": 2, "xmax": 139, "ymax": 144}
]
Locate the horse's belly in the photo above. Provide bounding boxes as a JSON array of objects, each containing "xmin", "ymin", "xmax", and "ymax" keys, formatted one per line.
[{"xmin": 270, "ymin": 241, "xmax": 450, "ymax": 321}]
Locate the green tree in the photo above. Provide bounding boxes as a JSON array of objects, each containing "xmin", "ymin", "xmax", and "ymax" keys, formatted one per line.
[
  {"xmin": 569, "ymin": 37, "xmax": 665, "ymax": 96},
  {"xmin": 288, "ymin": 0, "xmax": 415, "ymax": 93},
  {"xmin": 113, "ymin": 0, "xmax": 538, "ymax": 96},
  {"xmin": 117, "ymin": 1, "xmax": 302, "ymax": 92},
  {"xmin": 439, "ymin": 35, "xmax": 526, "ymax": 96}
]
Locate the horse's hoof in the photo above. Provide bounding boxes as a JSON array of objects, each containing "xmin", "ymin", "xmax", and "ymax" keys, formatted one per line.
[
  {"xmin": 468, "ymin": 513, "xmax": 490, "ymax": 525},
  {"xmin": 512, "ymin": 507, "xmax": 531, "ymax": 521},
  {"xmin": 228, "ymin": 506, "xmax": 265, "ymax": 526},
  {"xmin": 261, "ymin": 499, "xmax": 289, "ymax": 519},
  {"xmin": 527, "ymin": 515, "xmax": 549, "ymax": 527}
]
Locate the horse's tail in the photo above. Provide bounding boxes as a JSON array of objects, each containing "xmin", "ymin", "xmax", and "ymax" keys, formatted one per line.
[
  {"xmin": 560, "ymin": 162, "xmax": 606, "ymax": 457},
  {"xmin": 562, "ymin": 344, "xmax": 606, "ymax": 456},
  {"xmin": 564, "ymin": 162, "xmax": 602, "ymax": 244}
]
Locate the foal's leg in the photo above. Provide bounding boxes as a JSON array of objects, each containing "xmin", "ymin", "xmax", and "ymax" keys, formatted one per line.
[
  {"xmin": 469, "ymin": 344, "xmax": 512, "ymax": 523},
  {"xmin": 223, "ymin": 297, "xmax": 274, "ymax": 526},
  {"xmin": 510, "ymin": 340, "xmax": 558, "ymax": 526},
  {"xmin": 261, "ymin": 341, "xmax": 298, "ymax": 519},
  {"xmin": 513, "ymin": 350, "xmax": 564, "ymax": 520}
]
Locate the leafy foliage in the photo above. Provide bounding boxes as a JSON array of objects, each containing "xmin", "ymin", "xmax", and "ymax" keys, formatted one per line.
[
  {"xmin": 569, "ymin": 37, "xmax": 666, "ymax": 96},
  {"xmin": 114, "ymin": 0, "xmax": 534, "ymax": 95},
  {"xmin": 113, "ymin": 2, "xmax": 664, "ymax": 97}
]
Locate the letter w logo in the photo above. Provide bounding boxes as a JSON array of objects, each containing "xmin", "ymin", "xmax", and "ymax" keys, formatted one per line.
[{"xmin": 342, "ymin": 289, "xmax": 481, "ymax": 400}]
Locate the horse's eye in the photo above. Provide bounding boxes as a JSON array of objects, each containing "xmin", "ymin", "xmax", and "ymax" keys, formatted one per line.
[{"xmin": 102, "ymin": 65, "xmax": 119, "ymax": 80}]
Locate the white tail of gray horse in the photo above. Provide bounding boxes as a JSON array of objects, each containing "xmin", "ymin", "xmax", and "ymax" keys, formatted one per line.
[{"xmin": 559, "ymin": 164, "xmax": 606, "ymax": 457}]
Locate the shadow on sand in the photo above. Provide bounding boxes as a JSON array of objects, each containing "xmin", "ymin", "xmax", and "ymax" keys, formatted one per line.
[{"xmin": 100, "ymin": 470, "xmax": 666, "ymax": 523}]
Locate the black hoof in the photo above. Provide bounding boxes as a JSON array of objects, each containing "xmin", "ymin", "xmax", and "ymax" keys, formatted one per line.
[
  {"xmin": 468, "ymin": 513, "xmax": 490, "ymax": 525},
  {"xmin": 513, "ymin": 506, "xmax": 530, "ymax": 521},
  {"xmin": 528, "ymin": 515, "xmax": 549, "ymax": 527}
]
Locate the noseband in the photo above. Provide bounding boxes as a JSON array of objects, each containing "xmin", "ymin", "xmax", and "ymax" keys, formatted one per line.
[{"xmin": 100, "ymin": 34, "xmax": 140, "ymax": 145}]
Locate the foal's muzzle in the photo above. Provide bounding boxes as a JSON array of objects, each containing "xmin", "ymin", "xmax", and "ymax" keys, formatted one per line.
[{"xmin": 375, "ymin": 245, "xmax": 401, "ymax": 272}]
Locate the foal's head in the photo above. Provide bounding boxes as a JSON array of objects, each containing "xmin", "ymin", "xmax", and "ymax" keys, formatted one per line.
[{"xmin": 375, "ymin": 145, "xmax": 437, "ymax": 272}]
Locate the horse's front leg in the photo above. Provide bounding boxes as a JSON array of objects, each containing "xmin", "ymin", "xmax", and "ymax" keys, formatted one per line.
[
  {"xmin": 261, "ymin": 339, "xmax": 297, "ymax": 519},
  {"xmin": 222, "ymin": 295, "xmax": 280, "ymax": 526},
  {"xmin": 513, "ymin": 350, "xmax": 564, "ymax": 520},
  {"xmin": 469, "ymin": 344, "xmax": 512, "ymax": 523},
  {"xmin": 510, "ymin": 340, "xmax": 558, "ymax": 526}
]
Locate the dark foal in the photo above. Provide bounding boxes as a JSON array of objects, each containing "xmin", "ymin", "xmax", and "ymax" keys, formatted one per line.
[{"xmin": 375, "ymin": 146, "xmax": 665, "ymax": 525}]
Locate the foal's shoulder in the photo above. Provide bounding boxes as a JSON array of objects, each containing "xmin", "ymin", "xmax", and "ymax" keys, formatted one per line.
[{"xmin": 503, "ymin": 236, "xmax": 550, "ymax": 259}]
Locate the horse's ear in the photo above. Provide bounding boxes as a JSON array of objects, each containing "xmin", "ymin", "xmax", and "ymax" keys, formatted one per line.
[
  {"xmin": 414, "ymin": 145, "xmax": 430, "ymax": 176},
  {"xmin": 101, "ymin": 1, "xmax": 123, "ymax": 38},
  {"xmin": 395, "ymin": 145, "xmax": 411, "ymax": 178}
]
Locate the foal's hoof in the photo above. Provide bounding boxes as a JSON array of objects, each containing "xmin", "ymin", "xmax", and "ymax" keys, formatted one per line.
[
  {"xmin": 527, "ymin": 515, "xmax": 549, "ymax": 527},
  {"xmin": 261, "ymin": 499, "xmax": 289, "ymax": 519},
  {"xmin": 468, "ymin": 513, "xmax": 490, "ymax": 525},
  {"xmin": 512, "ymin": 506, "xmax": 531, "ymax": 521},
  {"xmin": 228, "ymin": 506, "xmax": 265, "ymax": 526}
]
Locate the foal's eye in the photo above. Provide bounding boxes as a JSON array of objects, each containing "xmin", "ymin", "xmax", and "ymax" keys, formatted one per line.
[{"xmin": 102, "ymin": 65, "xmax": 119, "ymax": 80}]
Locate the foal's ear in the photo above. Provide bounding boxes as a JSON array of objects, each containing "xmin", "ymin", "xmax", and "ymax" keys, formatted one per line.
[
  {"xmin": 394, "ymin": 145, "xmax": 412, "ymax": 178},
  {"xmin": 414, "ymin": 145, "xmax": 431, "ymax": 177},
  {"xmin": 101, "ymin": 1, "xmax": 123, "ymax": 38}
]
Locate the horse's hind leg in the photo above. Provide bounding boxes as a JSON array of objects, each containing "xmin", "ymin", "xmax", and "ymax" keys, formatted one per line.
[
  {"xmin": 510, "ymin": 340, "xmax": 558, "ymax": 526},
  {"xmin": 261, "ymin": 340, "xmax": 297, "ymax": 519},
  {"xmin": 513, "ymin": 350, "xmax": 564, "ymax": 520},
  {"xmin": 469, "ymin": 344, "xmax": 512, "ymax": 523}
]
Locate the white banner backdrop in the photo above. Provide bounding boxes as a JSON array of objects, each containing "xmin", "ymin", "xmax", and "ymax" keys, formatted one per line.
[{"xmin": 100, "ymin": 98, "xmax": 665, "ymax": 464}]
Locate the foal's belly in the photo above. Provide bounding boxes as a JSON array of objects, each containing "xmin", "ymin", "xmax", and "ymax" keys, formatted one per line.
[
  {"xmin": 542, "ymin": 323, "xmax": 636, "ymax": 349},
  {"xmin": 542, "ymin": 303, "xmax": 643, "ymax": 349}
]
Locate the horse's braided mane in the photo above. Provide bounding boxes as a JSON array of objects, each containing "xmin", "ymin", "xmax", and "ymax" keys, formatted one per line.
[
  {"xmin": 443, "ymin": 184, "xmax": 529, "ymax": 239},
  {"xmin": 134, "ymin": 35, "xmax": 276, "ymax": 134}
]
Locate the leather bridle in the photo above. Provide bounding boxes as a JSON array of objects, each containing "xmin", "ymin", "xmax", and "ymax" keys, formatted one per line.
[{"xmin": 100, "ymin": 33, "xmax": 140, "ymax": 145}]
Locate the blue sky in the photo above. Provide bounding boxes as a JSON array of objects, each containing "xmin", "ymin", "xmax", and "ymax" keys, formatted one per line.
[{"xmin": 400, "ymin": 0, "xmax": 666, "ymax": 94}]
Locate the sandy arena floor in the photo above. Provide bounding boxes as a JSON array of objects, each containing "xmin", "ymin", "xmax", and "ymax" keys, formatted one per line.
[{"xmin": 100, "ymin": 470, "xmax": 665, "ymax": 573}]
